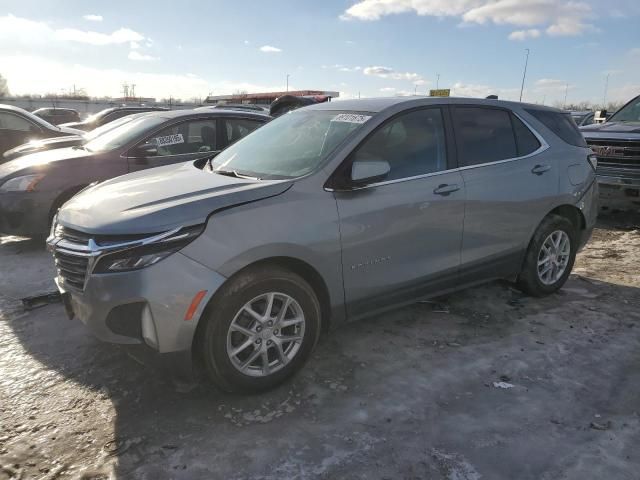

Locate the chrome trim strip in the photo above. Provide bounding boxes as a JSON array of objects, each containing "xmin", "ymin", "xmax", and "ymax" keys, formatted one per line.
[{"xmin": 326, "ymin": 109, "xmax": 551, "ymax": 192}]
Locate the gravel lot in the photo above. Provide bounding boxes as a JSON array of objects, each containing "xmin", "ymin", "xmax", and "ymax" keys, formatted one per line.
[{"xmin": 1, "ymin": 208, "xmax": 639, "ymax": 480}]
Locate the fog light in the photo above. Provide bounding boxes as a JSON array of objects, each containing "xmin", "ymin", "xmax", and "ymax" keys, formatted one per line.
[{"xmin": 141, "ymin": 305, "xmax": 159, "ymax": 349}]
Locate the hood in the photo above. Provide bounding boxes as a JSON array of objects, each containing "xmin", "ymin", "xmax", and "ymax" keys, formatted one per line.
[
  {"xmin": 2, "ymin": 136, "xmax": 84, "ymax": 162},
  {"xmin": 0, "ymin": 147, "xmax": 94, "ymax": 179},
  {"xmin": 581, "ymin": 121, "xmax": 640, "ymax": 139},
  {"xmin": 57, "ymin": 161, "xmax": 293, "ymax": 235}
]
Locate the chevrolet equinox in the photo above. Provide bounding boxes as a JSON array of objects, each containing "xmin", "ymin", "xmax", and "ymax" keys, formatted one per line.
[{"xmin": 48, "ymin": 97, "xmax": 598, "ymax": 393}]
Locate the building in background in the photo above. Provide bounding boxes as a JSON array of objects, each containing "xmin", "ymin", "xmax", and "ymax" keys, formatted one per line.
[{"xmin": 205, "ymin": 90, "xmax": 340, "ymax": 105}]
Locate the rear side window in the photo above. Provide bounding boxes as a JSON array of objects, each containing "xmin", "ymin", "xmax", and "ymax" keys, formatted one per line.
[
  {"xmin": 452, "ymin": 107, "xmax": 517, "ymax": 166},
  {"xmin": 511, "ymin": 114, "xmax": 541, "ymax": 156},
  {"xmin": 525, "ymin": 109, "xmax": 587, "ymax": 147}
]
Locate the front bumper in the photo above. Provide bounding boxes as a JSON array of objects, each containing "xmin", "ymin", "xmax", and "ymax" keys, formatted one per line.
[
  {"xmin": 55, "ymin": 251, "xmax": 227, "ymax": 353},
  {"xmin": 0, "ymin": 191, "xmax": 55, "ymax": 236}
]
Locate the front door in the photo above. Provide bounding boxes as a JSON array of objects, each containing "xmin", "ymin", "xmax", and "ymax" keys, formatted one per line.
[
  {"xmin": 127, "ymin": 118, "xmax": 220, "ymax": 171},
  {"xmin": 333, "ymin": 107, "xmax": 465, "ymax": 318},
  {"xmin": 0, "ymin": 112, "xmax": 42, "ymax": 154}
]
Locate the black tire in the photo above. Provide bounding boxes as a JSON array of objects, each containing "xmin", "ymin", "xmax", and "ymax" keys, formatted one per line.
[
  {"xmin": 517, "ymin": 214, "xmax": 577, "ymax": 297},
  {"xmin": 199, "ymin": 265, "xmax": 321, "ymax": 393}
]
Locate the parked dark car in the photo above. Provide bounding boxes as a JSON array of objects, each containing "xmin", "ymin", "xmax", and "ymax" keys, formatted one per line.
[
  {"xmin": 2, "ymin": 113, "xmax": 151, "ymax": 163},
  {"xmin": 32, "ymin": 108, "xmax": 81, "ymax": 125},
  {"xmin": 0, "ymin": 104, "xmax": 84, "ymax": 156},
  {"xmin": 197, "ymin": 104, "xmax": 271, "ymax": 114},
  {"xmin": 269, "ymin": 95, "xmax": 331, "ymax": 117},
  {"xmin": 60, "ymin": 106, "xmax": 169, "ymax": 131},
  {"xmin": 570, "ymin": 110, "xmax": 595, "ymax": 127},
  {"xmin": 580, "ymin": 94, "xmax": 640, "ymax": 204},
  {"xmin": 0, "ymin": 109, "xmax": 269, "ymax": 236}
]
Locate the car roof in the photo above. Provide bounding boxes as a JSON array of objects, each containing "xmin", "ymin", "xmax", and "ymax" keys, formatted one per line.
[
  {"xmin": 152, "ymin": 108, "xmax": 272, "ymax": 120},
  {"xmin": 0, "ymin": 104, "xmax": 34, "ymax": 114},
  {"xmin": 305, "ymin": 96, "xmax": 564, "ymax": 114}
]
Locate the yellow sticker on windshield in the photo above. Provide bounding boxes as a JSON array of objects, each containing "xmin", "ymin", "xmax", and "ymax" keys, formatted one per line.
[{"xmin": 331, "ymin": 113, "xmax": 371, "ymax": 124}]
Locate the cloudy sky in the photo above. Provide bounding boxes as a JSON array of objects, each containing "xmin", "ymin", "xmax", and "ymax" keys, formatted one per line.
[{"xmin": 0, "ymin": 0, "xmax": 638, "ymax": 105}]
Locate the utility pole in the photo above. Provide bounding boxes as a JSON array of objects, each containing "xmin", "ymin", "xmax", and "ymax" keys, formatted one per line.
[
  {"xmin": 414, "ymin": 84, "xmax": 417, "ymax": 95},
  {"xmin": 563, "ymin": 83, "xmax": 569, "ymax": 109},
  {"xmin": 602, "ymin": 73, "xmax": 610, "ymax": 109},
  {"xmin": 286, "ymin": 74, "xmax": 290, "ymax": 92},
  {"xmin": 436, "ymin": 73, "xmax": 440, "ymax": 90},
  {"xmin": 519, "ymin": 48, "xmax": 529, "ymax": 102}
]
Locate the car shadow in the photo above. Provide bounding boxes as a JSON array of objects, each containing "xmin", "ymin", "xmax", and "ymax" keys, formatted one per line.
[{"xmin": 1, "ymin": 212, "xmax": 639, "ymax": 479}]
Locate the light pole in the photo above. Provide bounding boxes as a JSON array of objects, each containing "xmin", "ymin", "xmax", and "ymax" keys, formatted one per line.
[
  {"xmin": 602, "ymin": 73, "xmax": 610, "ymax": 109},
  {"xmin": 286, "ymin": 74, "xmax": 290, "ymax": 92},
  {"xmin": 436, "ymin": 73, "xmax": 440, "ymax": 90},
  {"xmin": 563, "ymin": 83, "xmax": 569, "ymax": 109},
  {"xmin": 519, "ymin": 48, "xmax": 529, "ymax": 102},
  {"xmin": 414, "ymin": 84, "xmax": 417, "ymax": 95}
]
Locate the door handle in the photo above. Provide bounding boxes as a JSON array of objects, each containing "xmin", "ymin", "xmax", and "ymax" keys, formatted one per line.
[
  {"xmin": 433, "ymin": 184, "xmax": 460, "ymax": 196},
  {"xmin": 531, "ymin": 164, "xmax": 551, "ymax": 175}
]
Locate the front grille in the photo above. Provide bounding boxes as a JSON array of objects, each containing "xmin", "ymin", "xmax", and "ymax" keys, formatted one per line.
[
  {"xmin": 587, "ymin": 139, "xmax": 640, "ymax": 169},
  {"xmin": 54, "ymin": 250, "xmax": 89, "ymax": 290},
  {"xmin": 55, "ymin": 225, "xmax": 92, "ymax": 246}
]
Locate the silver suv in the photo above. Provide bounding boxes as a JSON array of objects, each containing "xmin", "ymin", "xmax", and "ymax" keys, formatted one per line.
[{"xmin": 48, "ymin": 98, "xmax": 598, "ymax": 393}]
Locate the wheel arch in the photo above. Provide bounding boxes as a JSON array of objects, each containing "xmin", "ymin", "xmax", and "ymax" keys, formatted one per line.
[
  {"xmin": 192, "ymin": 255, "xmax": 333, "ymax": 355},
  {"xmin": 48, "ymin": 184, "xmax": 88, "ymax": 226}
]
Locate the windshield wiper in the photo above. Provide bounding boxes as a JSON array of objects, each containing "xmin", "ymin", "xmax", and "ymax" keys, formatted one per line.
[{"xmin": 213, "ymin": 169, "xmax": 261, "ymax": 180}]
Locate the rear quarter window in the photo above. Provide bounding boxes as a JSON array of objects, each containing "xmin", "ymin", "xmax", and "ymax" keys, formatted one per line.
[{"xmin": 525, "ymin": 109, "xmax": 587, "ymax": 147}]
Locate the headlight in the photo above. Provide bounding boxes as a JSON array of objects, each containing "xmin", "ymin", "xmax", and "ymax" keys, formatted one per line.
[
  {"xmin": 0, "ymin": 174, "xmax": 45, "ymax": 192},
  {"xmin": 93, "ymin": 224, "xmax": 204, "ymax": 273}
]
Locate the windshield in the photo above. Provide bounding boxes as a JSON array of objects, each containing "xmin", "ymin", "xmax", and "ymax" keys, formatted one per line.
[
  {"xmin": 609, "ymin": 96, "xmax": 640, "ymax": 123},
  {"xmin": 83, "ymin": 115, "xmax": 166, "ymax": 152},
  {"xmin": 211, "ymin": 110, "xmax": 371, "ymax": 179},
  {"xmin": 82, "ymin": 114, "xmax": 145, "ymax": 141}
]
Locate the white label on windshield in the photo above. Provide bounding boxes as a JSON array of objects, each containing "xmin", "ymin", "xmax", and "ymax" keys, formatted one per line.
[
  {"xmin": 331, "ymin": 113, "xmax": 371, "ymax": 124},
  {"xmin": 155, "ymin": 133, "xmax": 184, "ymax": 147}
]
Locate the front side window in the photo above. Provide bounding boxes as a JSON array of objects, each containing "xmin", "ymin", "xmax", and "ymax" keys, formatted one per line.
[
  {"xmin": 0, "ymin": 112, "xmax": 36, "ymax": 131},
  {"xmin": 608, "ymin": 96, "xmax": 640, "ymax": 123},
  {"xmin": 453, "ymin": 107, "xmax": 517, "ymax": 166},
  {"xmin": 137, "ymin": 119, "xmax": 217, "ymax": 156},
  {"xmin": 350, "ymin": 108, "xmax": 447, "ymax": 181},
  {"xmin": 211, "ymin": 110, "xmax": 368, "ymax": 179}
]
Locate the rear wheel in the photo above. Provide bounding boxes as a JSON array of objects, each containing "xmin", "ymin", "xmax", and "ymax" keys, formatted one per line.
[
  {"xmin": 517, "ymin": 214, "xmax": 577, "ymax": 296},
  {"xmin": 199, "ymin": 266, "xmax": 321, "ymax": 393}
]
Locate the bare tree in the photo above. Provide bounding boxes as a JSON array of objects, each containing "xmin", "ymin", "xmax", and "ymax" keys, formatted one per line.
[{"xmin": 0, "ymin": 74, "xmax": 9, "ymax": 97}]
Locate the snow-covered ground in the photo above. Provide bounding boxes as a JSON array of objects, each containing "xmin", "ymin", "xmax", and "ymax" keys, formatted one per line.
[{"xmin": 1, "ymin": 209, "xmax": 639, "ymax": 479}]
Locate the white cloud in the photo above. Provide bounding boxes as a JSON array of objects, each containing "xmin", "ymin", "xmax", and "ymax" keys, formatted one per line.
[
  {"xmin": 259, "ymin": 45, "xmax": 282, "ymax": 53},
  {"xmin": 244, "ymin": 40, "xmax": 250, "ymax": 45},
  {"xmin": 450, "ymin": 82, "xmax": 520, "ymax": 99},
  {"xmin": 0, "ymin": 14, "xmax": 147, "ymax": 49},
  {"xmin": 83, "ymin": 14, "xmax": 103, "ymax": 22},
  {"xmin": 380, "ymin": 87, "xmax": 397, "ymax": 92},
  {"xmin": 509, "ymin": 28, "xmax": 541, "ymax": 41},
  {"xmin": 0, "ymin": 55, "xmax": 284, "ymax": 99},
  {"xmin": 629, "ymin": 47, "xmax": 640, "ymax": 56},
  {"xmin": 534, "ymin": 78, "xmax": 570, "ymax": 92},
  {"xmin": 341, "ymin": 0, "xmax": 595, "ymax": 37},
  {"xmin": 363, "ymin": 65, "xmax": 423, "ymax": 82},
  {"xmin": 55, "ymin": 27, "xmax": 144, "ymax": 46},
  {"xmin": 128, "ymin": 50, "xmax": 158, "ymax": 61}
]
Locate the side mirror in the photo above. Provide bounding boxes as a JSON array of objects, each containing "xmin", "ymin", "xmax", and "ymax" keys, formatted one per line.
[
  {"xmin": 133, "ymin": 143, "xmax": 158, "ymax": 157},
  {"xmin": 350, "ymin": 160, "xmax": 390, "ymax": 185}
]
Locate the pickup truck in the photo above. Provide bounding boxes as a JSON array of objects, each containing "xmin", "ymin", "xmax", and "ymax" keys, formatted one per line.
[{"xmin": 580, "ymin": 94, "xmax": 640, "ymax": 206}]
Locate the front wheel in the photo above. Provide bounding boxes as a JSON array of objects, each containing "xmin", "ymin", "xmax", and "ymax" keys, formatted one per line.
[
  {"xmin": 517, "ymin": 214, "xmax": 577, "ymax": 297},
  {"xmin": 199, "ymin": 266, "xmax": 321, "ymax": 393}
]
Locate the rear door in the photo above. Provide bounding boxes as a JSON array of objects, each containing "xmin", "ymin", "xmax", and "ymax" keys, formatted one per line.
[
  {"xmin": 127, "ymin": 118, "xmax": 219, "ymax": 171},
  {"xmin": 333, "ymin": 107, "xmax": 465, "ymax": 317},
  {"xmin": 0, "ymin": 111, "xmax": 43, "ymax": 154},
  {"xmin": 451, "ymin": 106, "xmax": 557, "ymax": 280}
]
